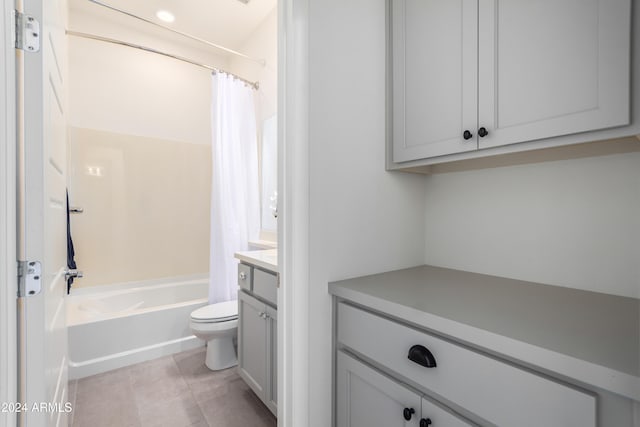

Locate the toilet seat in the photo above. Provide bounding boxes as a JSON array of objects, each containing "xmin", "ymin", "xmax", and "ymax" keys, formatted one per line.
[{"xmin": 190, "ymin": 300, "xmax": 238, "ymax": 323}]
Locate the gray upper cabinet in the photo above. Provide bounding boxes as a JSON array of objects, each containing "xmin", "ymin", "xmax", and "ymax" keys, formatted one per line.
[
  {"xmin": 392, "ymin": 0, "xmax": 478, "ymax": 162},
  {"xmin": 391, "ymin": 0, "xmax": 631, "ymax": 164}
]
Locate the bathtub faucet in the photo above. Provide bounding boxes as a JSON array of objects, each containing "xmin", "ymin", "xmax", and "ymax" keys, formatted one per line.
[{"xmin": 65, "ymin": 268, "xmax": 83, "ymax": 281}]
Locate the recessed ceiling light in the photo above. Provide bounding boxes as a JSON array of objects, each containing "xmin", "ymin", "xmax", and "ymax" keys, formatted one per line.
[{"xmin": 156, "ymin": 10, "xmax": 175, "ymax": 23}]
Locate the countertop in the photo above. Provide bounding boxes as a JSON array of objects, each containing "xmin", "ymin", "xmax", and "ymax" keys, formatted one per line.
[
  {"xmin": 234, "ymin": 249, "xmax": 278, "ymax": 273},
  {"xmin": 329, "ymin": 265, "xmax": 640, "ymax": 401}
]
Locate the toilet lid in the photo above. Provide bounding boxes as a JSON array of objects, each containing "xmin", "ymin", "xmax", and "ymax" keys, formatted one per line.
[{"xmin": 191, "ymin": 300, "xmax": 238, "ymax": 322}]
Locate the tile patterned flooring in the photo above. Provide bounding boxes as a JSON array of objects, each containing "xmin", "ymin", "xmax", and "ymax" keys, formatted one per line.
[{"xmin": 68, "ymin": 347, "xmax": 277, "ymax": 427}]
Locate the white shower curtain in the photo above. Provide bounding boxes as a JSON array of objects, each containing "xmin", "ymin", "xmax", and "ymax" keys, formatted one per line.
[{"xmin": 209, "ymin": 72, "xmax": 260, "ymax": 304}]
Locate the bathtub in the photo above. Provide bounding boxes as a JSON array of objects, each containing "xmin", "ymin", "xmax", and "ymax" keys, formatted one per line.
[{"xmin": 67, "ymin": 276, "xmax": 208, "ymax": 379}]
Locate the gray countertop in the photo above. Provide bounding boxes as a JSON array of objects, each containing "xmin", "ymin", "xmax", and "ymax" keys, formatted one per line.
[{"xmin": 329, "ymin": 265, "xmax": 640, "ymax": 401}]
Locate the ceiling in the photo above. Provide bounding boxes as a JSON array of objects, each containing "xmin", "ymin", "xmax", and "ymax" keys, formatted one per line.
[{"xmin": 68, "ymin": 0, "xmax": 276, "ymax": 53}]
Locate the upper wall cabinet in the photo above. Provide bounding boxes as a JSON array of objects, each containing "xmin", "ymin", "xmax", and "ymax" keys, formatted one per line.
[{"xmin": 391, "ymin": 0, "xmax": 631, "ymax": 164}]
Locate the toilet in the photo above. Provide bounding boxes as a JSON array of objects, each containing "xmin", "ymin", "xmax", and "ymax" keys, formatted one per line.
[{"xmin": 189, "ymin": 300, "xmax": 238, "ymax": 371}]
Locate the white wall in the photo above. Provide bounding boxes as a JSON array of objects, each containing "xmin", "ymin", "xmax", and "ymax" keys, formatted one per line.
[
  {"xmin": 424, "ymin": 152, "xmax": 640, "ymax": 298},
  {"xmin": 303, "ymin": 2, "xmax": 640, "ymax": 425},
  {"xmin": 68, "ymin": 9, "xmax": 230, "ymax": 144},
  {"xmin": 66, "ymin": 9, "xmax": 227, "ymax": 286},
  {"xmin": 228, "ymin": 9, "xmax": 278, "ymax": 234},
  {"xmin": 68, "ymin": 127, "xmax": 212, "ymax": 287},
  {"xmin": 307, "ymin": 0, "xmax": 427, "ymax": 425},
  {"xmin": 229, "ymin": 8, "xmax": 278, "ymax": 126},
  {"xmin": 66, "ymin": 6, "xmax": 279, "ymax": 287}
]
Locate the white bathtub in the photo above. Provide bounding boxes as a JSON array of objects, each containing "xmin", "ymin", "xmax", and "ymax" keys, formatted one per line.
[{"xmin": 67, "ymin": 277, "xmax": 208, "ymax": 379}]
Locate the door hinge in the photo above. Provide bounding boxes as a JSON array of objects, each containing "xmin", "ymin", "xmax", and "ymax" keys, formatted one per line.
[
  {"xmin": 14, "ymin": 11, "xmax": 40, "ymax": 52},
  {"xmin": 17, "ymin": 260, "xmax": 42, "ymax": 297}
]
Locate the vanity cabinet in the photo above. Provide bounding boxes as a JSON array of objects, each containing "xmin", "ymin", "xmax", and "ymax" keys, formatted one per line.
[
  {"xmin": 337, "ymin": 302, "xmax": 595, "ymax": 426},
  {"xmin": 330, "ymin": 265, "xmax": 639, "ymax": 426},
  {"xmin": 391, "ymin": 0, "xmax": 631, "ymax": 163},
  {"xmin": 237, "ymin": 263, "xmax": 277, "ymax": 416},
  {"xmin": 337, "ymin": 351, "xmax": 474, "ymax": 427}
]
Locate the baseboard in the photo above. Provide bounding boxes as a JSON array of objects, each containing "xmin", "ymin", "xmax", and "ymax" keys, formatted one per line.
[{"xmin": 68, "ymin": 335, "xmax": 204, "ymax": 379}]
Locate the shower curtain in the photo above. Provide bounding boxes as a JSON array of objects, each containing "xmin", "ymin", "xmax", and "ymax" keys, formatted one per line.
[{"xmin": 209, "ymin": 72, "xmax": 260, "ymax": 303}]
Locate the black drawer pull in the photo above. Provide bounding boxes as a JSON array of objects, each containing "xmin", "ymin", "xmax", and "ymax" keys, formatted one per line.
[
  {"xmin": 403, "ymin": 407, "xmax": 415, "ymax": 421},
  {"xmin": 420, "ymin": 418, "xmax": 433, "ymax": 427},
  {"xmin": 408, "ymin": 344, "xmax": 437, "ymax": 368}
]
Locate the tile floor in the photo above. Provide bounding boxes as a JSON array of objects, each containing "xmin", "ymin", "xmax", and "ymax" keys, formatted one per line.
[{"xmin": 68, "ymin": 347, "xmax": 277, "ymax": 427}]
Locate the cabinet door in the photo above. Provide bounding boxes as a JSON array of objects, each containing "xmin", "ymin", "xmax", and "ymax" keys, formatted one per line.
[
  {"xmin": 392, "ymin": 0, "xmax": 478, "ymax": 162},
  {"xmin": 265, "ymin": 304, "xmax": 278, "ymax": 415},
  {"xmin": 478, "ymin": 0, "xmax": 631, "ymax": 150},
  {"xmin": 336, "ymin": 351, "xmax": 421, "ymax": 427},
  {"xmin": 238, "ymin": 291, "xmax": 267, "ymax": 398},
  {"xmin": 421, "ymin": 396, "xmax": 475, "ymax": 427}
]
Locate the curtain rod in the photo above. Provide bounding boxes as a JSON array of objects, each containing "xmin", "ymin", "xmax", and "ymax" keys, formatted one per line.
[
  {"xmin": 85, "ymin": 0, "xmax": 266, "ymax": 66},
  {"xmin": 67, "ymin": 30, "xmax": 259, "ymax": 90}
]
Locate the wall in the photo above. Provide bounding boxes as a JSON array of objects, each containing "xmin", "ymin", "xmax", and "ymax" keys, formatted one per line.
[
  {"xmin": 307, "ymin": 0, "xmax": 427, "ymax": 425},
  {"xmin": 67, "ymin": 7, "xmax": 278, "ymax": 287},
  {"xmin": 67, "ymin": 9, "xmax": 228, "ymax": 144},
  {"xmin": 424, "ymin": 151, "xmax": 640, "ymax": 298},
  {"xmin": 303, "ymin": 2, "xmax": 640, "ymax": 425},
  {"xmin": 67, "ymin": 9, "xmax": 223, "ymax": 286},
  {"xmin": 229, "ymin": 8, "xmax": 278, "ymax": 126},
  {"xmin": 228, "ymin": 9, "xmax": 279, "ymax": 234},
  {"xmin": 69, "ymin": 127, "xmax": 211, "ymax": 287}
]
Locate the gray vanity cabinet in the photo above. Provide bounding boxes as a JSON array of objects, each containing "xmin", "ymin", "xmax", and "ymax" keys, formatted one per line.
[
  {"xmin": 238, "ymin": 291, "xmax": 268, "ymax": 397},
  {"xmin": 237, "ymin": 263, "xmax": 277, "ymax": 416},
  {"xmin": 336, "ymin": 351, "xmax": 473, "ymax": 427},
  {"xmin": 329, "ymin": 263, "xmax": 640, "ymax": 426},
  {"xmin": 336, "ymin": 301, "xmax": 596, "ymax": 426},
  {"xmin": 265, "ymin": 303, "xmax": 277, "ymax": 412}
]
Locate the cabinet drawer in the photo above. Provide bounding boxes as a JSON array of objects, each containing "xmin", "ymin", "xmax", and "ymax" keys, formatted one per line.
[
  {"xmin": 253, "ymin": 268, "xmax": 277, "ymax": 305},
  {"xmin": 337, "ymin": 303, "xmax": 596, "ymax": 427},
  {"xmin": 238, "ymin": 263, "xmax": 252, "ymax": 291}
]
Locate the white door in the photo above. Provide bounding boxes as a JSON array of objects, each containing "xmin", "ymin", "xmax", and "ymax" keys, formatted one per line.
[
  {"xmin": 20, "ymin": 0, "xmax": 69, "ymax": 425},
  {"xmin": 477, "ymin": 0, "xmax": 631, "ymax": 149},
  {"xmin": 336, "ymin": 351, "xmax": 421, "ymax": 427},
  {"xmin": 392, "ymin": 0, "xmax": 478, "ymax": 162}
]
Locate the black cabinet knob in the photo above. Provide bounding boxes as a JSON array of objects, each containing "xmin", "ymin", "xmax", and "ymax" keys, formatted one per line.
[
  {"xmin": 420, "ymin": 418, "xmax": 433, "ymax": 427},
  {"xmin": 463, "ymin": 130, "xmax": 473, "ymax": 140},
  {"xmin": 403, "ymin": 407, "xmax": 415, "ymax": 421},
  {"xmin": 478, "ymin": 127, "xmax": 488, "ymax": 137},
  {"xmin": 408, "ymin": 345, "xmax": 437, "ymax": 368}
]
